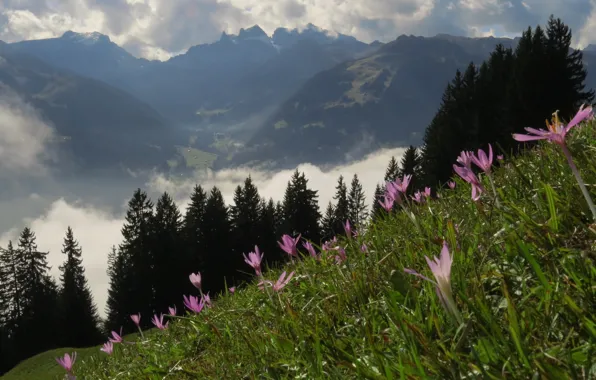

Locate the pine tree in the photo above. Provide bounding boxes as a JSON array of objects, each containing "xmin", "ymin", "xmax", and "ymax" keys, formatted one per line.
[
  {"xmin": 320, "ymin": 202, "xmax": 336, "ymax": 241},
  {"xmin": 384, "ymin": 156, "xmax": 400, "ymax": 182},
  {"xmin": 230, "ymin": 176, "xmax": 263, "ymax": 281},
  {"xmin": 183, "ymin": 185, "xmax": 208, "ymax": 275},
  {"xmin": 258, "ymin": 198, "xmax": 282, "ymax": 270},
  {"xmin": 58, "ymin": 227, "xmax": 103, "ymax": 347},
  {"xmin": 201, "ymin": 187, "xmax": 233, "ymax": 293},
  {"xmin": 332, "ymin": 175, "xmax": 349, "ymax": 234},
  {"xmin": 348, "ymin": 174, "xmax": 368, "ymax": 227},
  {"xmin": 151, "ymin": 192, "xmax": 184, "ymax": 313},
  {"xmin": 15, "ymin": 228, "xmax": 59, "ymax": 358},
  {"xmin": 371, "ymin": 184, "xmax": 385, "ymax": 220},
  {"xmin": 399, "ymin": 146, "xmax": 420, "ymax": 194},
  {"xmin": 114, "ymin": 189, "xmax": 154, "ymax": 331},
  {"xmin": 104, "ymin": 246, "xmax": 129, "ymax": 333},
  {"xmin": 281, "ymin": 170, "xmax": 322, "ymax": 245}
]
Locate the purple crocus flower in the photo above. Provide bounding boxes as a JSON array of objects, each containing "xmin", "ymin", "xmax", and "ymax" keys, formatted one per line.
[
  {"xmin": 404, "ymin": 241, "xmax": 462, "ymax": 324},
  {"xmin": 151, "ymin": 314, "xmax": 169, "ymax": 330},
  {"xmin": 302, "ymin": 240, "xmax": 319, "ymax": 259},
  {"xmin": 243, "ymin": 245, "xmax": 264, "ymax": 276},
  {"xmin": 183, "ymin": 295, "xmax": 205, "ymax": 314},
  {"xmin": 229, "ymin": 287, "xmax": 236, "ymax": 294},
  {"xmin": 100, "ymin": 341, "xmax": 113, "ymax": 355},
  {"xmin": 360, "ymin": 243, "xmax": 368, "ymax": 253},
  {"xmin": 456, "ymin": 151, "xmax": 474, "ymax": 168},
  {"xmin": 343, "ymin": 220, "xmax": 352, "ymax": 237},
  {"xmin": 189, "ymin": 272, "xmax": 202, "ymax": 291},
  {"xmin": 130, "ymin": 313, "xmax": 141, "ymax": 327},
  {"xmin": 513, "ymin": 105, "xmax": 596, "ymax": 219},
  {"xmin": 334, "ymin": 247, "xmax": 347, "ymax": 264},
  {"xmin": 56, "ymin": 352, "xmax": 77, "ymax": 373},
  {"xmin": 258, "ymin": 271, "xmax": 296, "ymax": 292},
  {"xmin": 453, "ymin": 164, "xmax": 485, "ymax": 201},
  {"xmin": 202, "ymin": 292, "xmax": 212, "ymax": 308},
  {"xmin": 109, "ymin": 327, "xmax": 124, "ymax": 343},
  {"xmin": 411, "ymin": 191, "xmax": 424, "ymax": 203},
  {"xmin": 471, "ymin": 144, "xmax": 493, "ymax": 174},
  {"xmin": 278, "ymin": 234, "xmax": 301, "ymax": 257},
  {"xmin": 423, "ymin": 187, "xmax": 432, "ymax": 198},
  {"xmin": 447, "ymin": 181, "xmax": 456, "ymax": 189},
  {"xmin": 378, "ymin": 194, "xmax": 394, "ymax": 212},
  {"xmin": 168, "ymin": 305, "xmax": 177, "ymax": 316}
]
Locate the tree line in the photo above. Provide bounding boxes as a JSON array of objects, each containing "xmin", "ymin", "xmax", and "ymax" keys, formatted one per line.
[{"xmin": 0, "ymin": 15, "xmax": 592, "ymax": 375}]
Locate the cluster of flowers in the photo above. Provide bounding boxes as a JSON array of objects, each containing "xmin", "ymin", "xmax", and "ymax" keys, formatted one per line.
[{"xmin": 55, "ymin": 105, "xmax": 595, "ymax": 379}]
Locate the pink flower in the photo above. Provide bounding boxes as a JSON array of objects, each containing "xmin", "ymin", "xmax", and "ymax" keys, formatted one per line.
[
  {"xmin": 453, "ymin": 164, "xmax": 485, "ymax": 201},
  {"xmin": 404, "ymin": 241, "xmax": 462, "ymax": 323},
  {"xmin": 229, "ymin": 287, "xmax": 236, "ymax": 294},
  {"xmin": 513, "ymin": 105, "xmax": 593, "ymax": 147},
  {"xmin": 100, "ymin": 341, "xmax": 114, "ymax": 355},
  {"xmin": 387, "ymin": 174, "xmax": 412, "ymax": 195},
  {"xmin": 360, "ymin": 243, "xmax": 368, "ymax": 253},
  {"xmin": 202, "ymin": 292, "xmax": 212, "ymax": 308},
  {"xmin": 258, "ymin": 271, "xmax": 296, "ymax": 292},
  {"xmin": 243, "ymin": 245, "xmax": 264, "ymax": 276},
  {"xmin": 423, "ymin": 187, "xmax": 432, "ymax": 198},
  {"xmin": 343, "ymin": 220, "xmax": 352, "ymax": 237},
  {"xmin": 378, "ymin": 194, "xmax": 394, "ymax": 212},
  {"xmin": 56, "ymin": 352, "xmax": 77, "ymax": 373},
  {"xmin": 168, "ymin": 305, "xmax": 177, "ymax": 316},
  {"xmin": 456, "ymin": 151, "xmax": 474, "ymax": 168},
  {"xmin": 471, "ymin": 144, "xmax": 493, "ymax": 174},
  {"xmin": 189, "ymin": 272, "xmax": 202, "ymax": 291},
  {"xmin": 411, "ymin": 191, "xmax": 424, "ymax": 203},
  {"xmin": 334, "ymin": 247, "xmax": 347, "ymax": 264},
  {"xmin": 109, "ymin": 327, "xmax": 124, "ymax": 343},
  {"xmin": 302, "ymin": 240, "xmax": 319, "ymax": 259},
  {"xmin": 151, "ymin": 314, "xmax": 169, "ymax": 330},
  {"xmin": 183, "ymin": 295, "xmax": 205, "ymax": 314},
  {"xmin": 130, "ymin": 313, "xmax": 141, "ymax": 327},
  {"xmin": 278, "ymin": 234, "xmax": 301, "ymax": 257},
  {"xmin": 497, "ymin": 154, "xmax": 504, "ymax": 161},
  {"xmin": 447, "ymin": 181, "xmax": 456, "ymax": 189}
]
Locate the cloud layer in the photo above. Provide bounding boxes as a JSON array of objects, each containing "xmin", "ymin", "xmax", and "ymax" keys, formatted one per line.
[
  {"xmin": 0, "ymin": 86, "xmax": 56, "ymax": 175},
  {"xmin": 1, "ymin": 0, "xmax": 594, "ymax": 59},
  {"xmin": 0, "ymin": 147, "xmax": 406, "ymax": 319}
]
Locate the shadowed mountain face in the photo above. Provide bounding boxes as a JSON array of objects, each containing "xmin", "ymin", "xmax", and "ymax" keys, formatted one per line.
[
  {"xmin": 228, "ymin": 35, "xmax": 522, "ymax": 169},
  {"xmin": 0, "ymin": 47, "xmax": 178, "ymax": 176}
]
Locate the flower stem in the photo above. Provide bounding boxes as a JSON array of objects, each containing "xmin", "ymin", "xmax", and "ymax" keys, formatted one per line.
[
  {"xmin": 487, "ymin": 173, "xmax": 501, "ymax": 208},
  {"xmin": 560, "ymin": 144, "xmax": 596, "ymax": 221}
]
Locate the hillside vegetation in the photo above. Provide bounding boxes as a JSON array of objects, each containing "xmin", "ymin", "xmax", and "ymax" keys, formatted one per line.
[{"xmin": 30, "ymin": 115, "xmax": 596, "ymax": 379}]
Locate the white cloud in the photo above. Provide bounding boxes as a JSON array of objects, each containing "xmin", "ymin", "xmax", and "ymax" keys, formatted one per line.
[
  {"xmin": 0, "ymin": 87, "xmax": 56, "ymax": 174},
  {"xmin": 0, "ymin": 147, "xmax": 405, "ymax": 319},
  {"xmin": 2, "ymin": 0, "xmax": 594, "ymax": 59}
]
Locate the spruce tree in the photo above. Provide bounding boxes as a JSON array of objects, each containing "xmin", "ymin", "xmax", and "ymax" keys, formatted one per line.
[
  {"xmin": 320, "ymin": 202, "xmax": 336, "ymax": 242},
  {"xmin": 115, "ymin": 189, "xmax": 154, "ymax": 331},
  {"xmin": 58, "ymin": 227, "xmax": 103, "ymax": 347},
  {"xmin": 348, "ymin": 174, "xmax": 368, "ymax": 227},
  {"xmin": 201, "ymin": 187, "xmax": 233, "ymax": 293},
  {"xmin": 151, "ymin": 192, "xmax": 184, "ymax": 312},
  {"xmin": 371, "ymin": 184, "xmax": 385, "ymax": 220},
  {"xmin": 332, "ymin": 175, "xmax": 349, "ymax": 234},
  {"xmin": 230, "ymin": 176, "xmax": 263, "ymax": 281},
  {"xmin": 183, "ymin": 185, "xmax": 208, "ymax": 275},
  {"xmin": 384, "ymin": 156, "xmax": 400, "ymax": 182},
  {"xmin": 281, "ymin": 170, "xmax": 322, "ymax": 245},
  {"xmin": 399, "ymin": 146, "xmax": 421, "ymax": 194},
  {"xmin": 105, "ymin": 246, "xmax": 129, "ymax": 333},
  {"xmin": 258, "ymin": 198, "xmax": 282, "ymax": 270},
  {"xmin": 15, "ymin": 228, "xmax": 59, "ymax": 358}
]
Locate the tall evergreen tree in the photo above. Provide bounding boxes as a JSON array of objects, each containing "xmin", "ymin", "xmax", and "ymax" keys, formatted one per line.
[
  {"xmin": 348, "ymin": 174, "xmax": 368, "ymax": 227},
  {"xmin": 332, "ymin": 175, "xmax": 349, "ymax": 234},
  {"xmin": 58, "ymin": 227, "xmax": 103, "ymax": 347},
  {"xmin": 399, "ymin": 146, "xmax": 421, "ymax": 194},
  {"xmin": 113, "ymin": 189, "xmax": 154, "ymax": 331},
  {"xmin": 258, "ymin": 198, "xmax": 282, "ymax": 270},
  {"xmin": 183, "ymin": 185, "xmax": 208, "ymax": 276},
  {"xmin": 281, "ymin": 170, "xmax": 322, "ymax": 245},
  {"xmin": 371, "ymin": 184, "xmax": 385, "ymax": 220},
  {"xmin": 201, "ymin": 187, "xmax": 233, "ymax": 293},
  {"xmin": 384, "ymin": 156, "xmax": 400, "ymax": 182},
  {"xmin": 230, "ymin": 176, "xmax": 263, "ymax": 281},
  {"xmin": 320, "ymin": 202, "xmax": 336, "ymax": 242},
  {"xmin": 105, "ymin": 245, "xmax": 129, "ymax": 333},
  {"xmin": 15, "ymin": 228, "xmax": 59, "ymax": 358},
  {"xmin": 151, "ymin": 192, "xmax": 184, "ymax": 313}
]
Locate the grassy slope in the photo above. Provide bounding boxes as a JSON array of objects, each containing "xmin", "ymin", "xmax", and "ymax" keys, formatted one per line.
[{"xmin": 13, "ymin": 121, "xmax": 596, "ymax": 379}]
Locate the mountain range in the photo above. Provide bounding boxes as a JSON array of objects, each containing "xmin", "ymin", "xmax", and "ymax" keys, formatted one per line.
[{"xmin": 2, "ymin": 24, "xmax": 596, "ymax": 174}]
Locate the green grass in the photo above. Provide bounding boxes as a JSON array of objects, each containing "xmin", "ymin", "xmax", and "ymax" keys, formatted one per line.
[
  {"xmin": 17, "ymin": 121, "xmax": 596, "ymax": 379},
  {"xmin": 174, "ymin": 146, "xmax": 217, "ymax": 170}
]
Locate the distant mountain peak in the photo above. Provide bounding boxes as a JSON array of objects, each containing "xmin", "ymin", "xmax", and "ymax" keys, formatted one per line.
[
  {"xmin": 238, "ymin": 25, "xmax": 268, "ymax": 40},
  {"xmin": 61, "ymin": 31, "xmax": 110, "ymax": 45}
]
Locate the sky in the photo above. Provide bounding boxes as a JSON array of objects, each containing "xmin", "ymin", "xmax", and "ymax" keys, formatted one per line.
[
  {"xmin": 0, "ymin": 87, "xmax": 406, "ymax": 318},
  {"xmin": 1, "ymin": 0, "xmax": 595, "ymax": 60}
]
